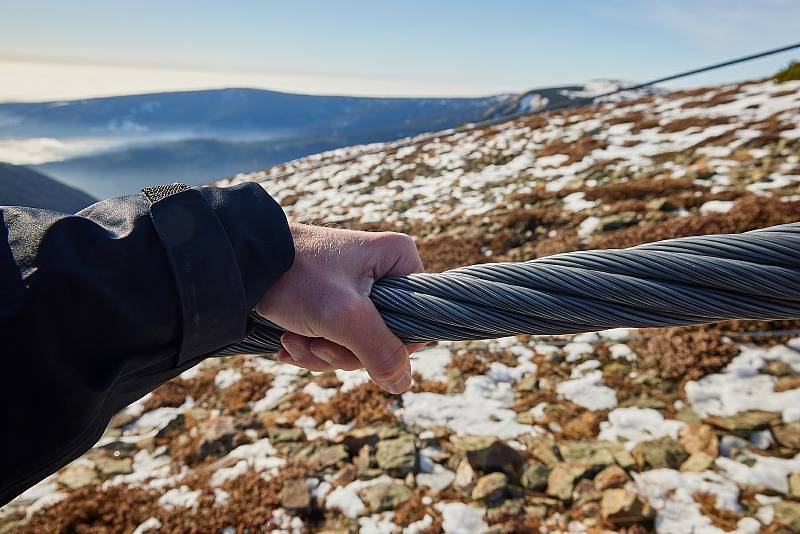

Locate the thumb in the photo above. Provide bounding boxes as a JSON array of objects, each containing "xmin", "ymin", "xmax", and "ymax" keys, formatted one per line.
[{"xmin": 325, "ymin": 296, "xmax": 412, "ymax": 394}]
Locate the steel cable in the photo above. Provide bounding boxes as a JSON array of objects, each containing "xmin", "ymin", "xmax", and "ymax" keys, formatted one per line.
[{"xmin": 219, "ymin": 221, "xmax": 800, "ymax": 355}]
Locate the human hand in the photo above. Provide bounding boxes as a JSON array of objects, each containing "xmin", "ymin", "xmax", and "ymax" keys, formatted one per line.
[{"xmin": 256, "ymin": 223, "xmax": 426, "ymax": 394}]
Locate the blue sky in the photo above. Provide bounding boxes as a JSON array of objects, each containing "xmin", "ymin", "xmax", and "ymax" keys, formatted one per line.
[{"xmin": 1, "ymin": 0, "xmax": 799, "ymax": 101}]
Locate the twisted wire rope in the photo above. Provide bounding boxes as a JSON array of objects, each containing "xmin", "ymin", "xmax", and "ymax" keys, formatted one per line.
[{"xmin": 220, "ymin": 222, "xmax": 800, "ymax": 355}]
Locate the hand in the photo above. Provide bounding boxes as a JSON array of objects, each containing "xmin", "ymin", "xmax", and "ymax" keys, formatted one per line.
[{"xmin": 256, "ymin": 223, "xmax": 426, "ymax": 394}]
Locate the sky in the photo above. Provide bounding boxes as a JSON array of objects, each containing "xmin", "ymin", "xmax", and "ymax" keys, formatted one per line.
[{"xmin": 1, "ymin": 1, "xmax": 799, "ymax": 102}]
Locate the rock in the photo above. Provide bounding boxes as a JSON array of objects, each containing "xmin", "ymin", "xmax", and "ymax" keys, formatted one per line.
[
  {"xmin": 599, "ymin": 212, "xmax": 638, "ymax": 232},
  {"xmin": 632, "ymin": 437, "xmax": 688, "ymax": 470},
  {"xmin": 155, "ymin": 413, "xmax": 185, "ymax": 440},
  {"xmin": 705, "ymin": 411, "xmax": 780, "ymax": 436},
  {"xmin": 472, "ymin": 473, "xmax": 508, "ymax": 504},
  {"xmin": 108, "ymin": 411, "xmax": 136, "ymax": 429},
  {"xmin": 774, "ymin": 501, "xmax": 800, "ymax": 532},
  {"xmin": 675, "ymin": 407, "xmax": 702, "ymax": 423},
  {"xmin": 280, "ymin": 478, "xmax": 311, "ymax": 512},
  {"xmin": 771, "ymin": 421, "xmax": 800, "ymax": 449},
  {"xmin": 521, "ymin": 462, "xmax": 551, "ymax": 491},
  {"xmin": 601, "ymin": 489, "xmax": 653, "ymax": 526},
  {"xmin": 309, "ymin": 444, "xmax": 349, "ymax": 470},
  {"xmin": 789, "ymin": 472, "xmax": 800, "ymax": 498},
  {"xmin": 450, "ymin": 435, "xmax": 522, "ymax": 476},
  {"xmin": 267, "ymin": 427, "xmax": 305, "ymax": 443},
  {"xmin": 93, "ymin": 455, "xmax": 133, "ymax": 476},
  {"xmin": 678, "ymin": 423, "xmax": 719, "ymax": 458},
  {"xmin": 525, "ymin": 504, "xmax": 548, "ymax": 519},
  {"xmin": 546, "ymin": 463, "xmax": 589, "ymax": 501},
  {"xmin": 647, "ymin": 198, "xmax": 675, "ymax": 212},
  {"xmin": 558, "ymin": 442, "xmax": 617, "ymax": 472},
  {"xmin": 719, "ymin": 435, "xmax": 749, "ymax": 457},
  {"xmin": 57, "ymin": 461, "xmax": 98, "ymax": 489},
  {"xmin": 343, "ymin": 424, "xmax": 400, "ymax": 454},
  {"xmin": 194, "ymin": 415, "xmax": 238, "ymax": 461},
  {"xmin": 594, "ymin": 465, "xmax": 629, "ymax": 490},
  {"xmin": 446, "ymin": 367, "xmax": 465, "ymax": 394},
  {"xmin": 515, "ymin": 411, "xmax": 535, "ymax": 425},
  {"xmin": 357, "ymin": 481, "xmax": 411, "ymax": 513},
  {"xmin": 764, "ymin": 360, "xmax": 794, "ymax": 377},
  {"xmin": 375, "ymin": 434, "xmax": 418, "ymax": 476},
  {"xmin": 453, "ymin": 459, "xmax": 476, "ymax": 492},
  {"xmin": 571, "ymin": 478, "xmax": 600, "ymax": 506},
  {"xmin": 517, "ymin": 373, "xmax": 538, "ymax": 392},
  {"xmin": 680, "ymin": 452, "xmax": 714, "ymax": 472},
  {"xmin": 775, "ymin": 375, "xmax": 800, "ymax": 392},
  {"xmin": 518, "ymin": 436, "xmax": 560, "ymax": 468}
]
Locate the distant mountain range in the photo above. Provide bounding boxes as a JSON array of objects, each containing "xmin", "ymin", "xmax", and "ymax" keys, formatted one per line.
[
  {"xmin": 0, "ymin": 162, "xmax": 96, "ymax": 213},
  {"xmin": 0, "ymin": 82, "xmax": 653, "ymax": 199}
]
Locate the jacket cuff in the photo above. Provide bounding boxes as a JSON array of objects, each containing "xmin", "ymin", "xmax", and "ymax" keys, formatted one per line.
[{"xmin": 147, "ymin": 183, "xmax": 294, "ymax": 365}]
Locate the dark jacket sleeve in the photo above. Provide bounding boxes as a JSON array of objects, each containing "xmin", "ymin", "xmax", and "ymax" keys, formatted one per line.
[{"xmin": 0, "ymin": 182, "xmax": 294, "ymax": 505}]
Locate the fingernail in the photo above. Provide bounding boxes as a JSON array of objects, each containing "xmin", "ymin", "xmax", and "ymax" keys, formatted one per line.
[
  {"xmin": 281, "ymin": 338, "xmax": 303, "ymax": 362},
  {"xmin": 384, "ymin": 372, "xmax": 412, "ymax": 394},
  {"xmin": 311, "ymin": 348, "xmax": 333, "ymax": 364}
]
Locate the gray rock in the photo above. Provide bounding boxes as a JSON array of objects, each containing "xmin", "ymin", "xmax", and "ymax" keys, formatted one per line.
[
  {"xmin": 357, "ymin": 481, "xmax": 412, "ymax": 513},
  {"xmin": 94, "ymin": 455, "xmax": 133, "ymax": 476},
  {"xmin": 521, "ymin": 462, "xmax": 550, "ymax": 491},
  {"xmin": 280, "ymin": 478, "xmax": 311, "ymax": 512},
  {"xmin": 267, "ymin": 427, "xmax": 305, "ymax": 443},
  {"xmin": 546, "ymin": 463, "xmax": 590, "ymax": 501},
  {"xmin": 632, "ymin": 436, "xmax": 688, "ymax": 469},
  {"xmin": 680, "ymin": 452, "xmax": 714, "ymax": 472},
  {"xmin": 57, "ymin": 462, "xmax": 98, "ymax": 489},
  {"xmin": 593, "ymin": 465, "xmax": 629, "ymax": 490},
  {"xmin": 774, "ymin": 501, "xmax": 800, "ymax": 532},
  {"xmin": 309, "ymin": 444, "xmax": 349, "ymax": 470},
  {"xmin": 451, "ymin": 435, "xmax": 522, "ymax": 475},
  {"xmin": 558, "ymin": 441, "xmax": 617, "ymax": 472},
  {"xmin": 375, "ymin": 434, "xmax": 418, "ymax": 476},
  {"xmin": 601, "ymin": 489, "xmax": 653, "ymax": 526},
  {"xmin": 599, "ymin": 212, "xmax": 638, "ymax": 232},
  {"xmin": 472, "ymin": 472, "xmax": 508, "ymax": 504}
]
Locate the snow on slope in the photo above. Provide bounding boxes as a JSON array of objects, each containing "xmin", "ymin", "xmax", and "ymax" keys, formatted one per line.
[{"xmin": 5, "ymin": 79, "xmax": 800, "ymax": 533}]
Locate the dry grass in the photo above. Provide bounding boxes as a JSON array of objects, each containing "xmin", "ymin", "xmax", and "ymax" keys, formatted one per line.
[
  {"xmin": 314, "ymin": 382, "xmax": 397, "ymax": 426},
  {"xmin": 220, "ymin": 371, "xmax": 273, "ymax": 412},
  {"xmin": 142, "ymin": 370, "xmax": 218, "ymax": 411}
]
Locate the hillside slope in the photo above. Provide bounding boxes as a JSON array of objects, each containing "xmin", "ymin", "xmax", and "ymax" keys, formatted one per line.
[
  {"xmin": 5, "ymin": 79, "xmax": 800, "ymax": 533},
  {"xmin": 0, "ymin": 162, "xmax": 96, "ymax": 213}
]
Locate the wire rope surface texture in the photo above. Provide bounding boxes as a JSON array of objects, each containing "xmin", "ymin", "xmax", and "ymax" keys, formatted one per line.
[{"xmin": 220, "ymin": 221, "xmax": 800, "ymax": 355}]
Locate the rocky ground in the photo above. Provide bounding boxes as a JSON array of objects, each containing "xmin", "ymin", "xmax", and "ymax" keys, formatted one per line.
[{"xmin": 3, "ymin": 78, "xmax": 800, "ymax": 533}]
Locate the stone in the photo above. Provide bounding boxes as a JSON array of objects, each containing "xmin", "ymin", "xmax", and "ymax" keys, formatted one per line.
[
  {"xmin": 194, "ymin": 415, "xmax": 238, "ymax": 461},
  {"xmin": 266, "ymin": 426, "xmax": 305, "ymax": 443},
  {"xmin": 280, "ymin": 478, "xmax": 311, "ymax": 512},
  {"xmin": 357, "ymin": 481, "xmax": 412, "ymax": 513},
  {"xmin": 486, "ymin": 499, "xmax": 524, "ymax": 523},
  {"xmin": 93, "ymin": 455, "xmax": 133, "ymax": 476},
  {"xmin": 309, "ymin": 444, "xmax": 349, "ymax": 470},
  {"xmin": 594, "ymin": 465, "xmax": 629, "ymax": 490},
  {"xmin": 647, "ymin": 198, "xmax": 675, "ymax": 212},
  {"xmin": 472, "ymin": 472, "xmax": 508, "ymax": 504},
  {"xmin": 764, "ymin": 360, "xmax": 794, "ymax": 377},
  {"xmin": 789, "ymin": 472, "xmax": 800, "ymax": 498},
  {"xmin": 632, "ymin": 437, "xmax": 688, "ymax": 470},
  {"xmin": 571, "ymin": 478, "xmax": 600, "ymax": 506},
  {"xmin": 546, "ymin": 463, "xmax": 589, "ymax": 501},
  {"xmin": 599, "ymin": 212, "xmax": 638, "ymax": 232},
  {"xmin": 515, "ymin": 411, "xmax": 535, "ymax": 425},
  {"xmin": 771, "ymin": 421, "xmax": 800, "ymax": 449},
  {"xmin": 517, "ymin": 373, "xmax": 538, "ymax": 392},
  {"xmin": 453, "ymin": 459, "xmax": 476, "ymax": 492},
  {"xmin": 678, "ymin": 423, "xmax": 719, "ymax": 458},
  {"xmin": 521, "ymin": 462, "xmax": 551, "ymax": 491},
  {"xmin": 558, "ymin": 442, "xmax": 617, "ymax": 472},
  {"xmin": 342, "ymin": 424, "xmax": 400, "ymax": 454},
  {"xmin": 518, "ymin": 436, "xmax": 561, "ymax": 468},
  {"xmin": 375, "ymin": 434, "xmax": 418, "ymax": 476},
  {"xmin": 680, "ymin": 452, "xmax": 714, "ymax": 472},
  {"xmin": 107, "ymin": 411, "xmax": 136, "ymax": 429},
  {"xmin": 775, "ymin": 375, "xmax": 800, "ymax": 392},
  {"xmin": 774, "ymin": 501, "xmax": 800, "ymax": 532},
  {"xmin": 601, "ymin": 488, "xmax": 653, "ymax": 526},
  {"xmin": 705, "ymin": 411, "xmax": 780, "ymax": 436},
  {"xmin": 450, "ymin": 435, "xmax": 522, "ymax": 476},
  {"xmin": 57, "ymin": 461, "xmax": 98, "ymax": 489}
]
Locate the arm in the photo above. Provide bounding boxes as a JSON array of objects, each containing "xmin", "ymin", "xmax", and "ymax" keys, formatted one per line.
[{"xmin": 0, "ymin": 183, "xmax": 293, "ymax": 505}]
